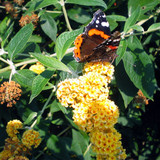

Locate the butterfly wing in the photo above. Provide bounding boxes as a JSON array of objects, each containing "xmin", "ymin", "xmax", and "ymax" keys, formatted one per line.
[
  {"xmin": 73, "ymin": 10, "xmax": 111, "ymax": 62},
  {"xmin": 85, "ymin": 31, "xmax": 121, "ymax": 62}
]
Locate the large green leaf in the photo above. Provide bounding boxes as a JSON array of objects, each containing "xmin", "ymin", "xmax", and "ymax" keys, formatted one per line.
[
  {"xmin": 30, "ymin": 53, "xmax": 71, "ymax": 73},
  {"xmin": 14, "ymin": 69, "xmax": 36, "ymax": 88},
  {"xmin": 123, "ymin": 36, "xmax": 157, "ymax": 99},
  {"xmin": 68, "ymin": 8, "xmax": 91, "ymax": 24},
  {"xmin": 116, "ymin": 39, "xmax": 127, "ymax": 65},
  {"xmin": 8, "ymin": 23, "xmax": 34, "ymax": 60},
  {"xmin": 28, "ymin": 35, "xmax": 43, "ymax": 43},
  {"xmin": 107, "ymin": 18, "xmax": 118, "ymax": 31},
  {"xmin": 26, "ymin": 0, "xmax": 58, "ymax": 13},
  {"xmin": 147, "ymin": 23, "xmax": 160, "ymax": 32},
  {"xmin": 40, "ymin": 12, "xmax": 57, "ymax": 42},
  {"xmin": 71, "ymin": 129, "xmax": 90, "ymax": 159},
  {"xmin": 107, "ymin": 15, "xmax": 127, "ymax": 21},
  {"xmin": 29, "ymin": 69, "xmax": 55, "ymax": 103},
  {"xmin": 23, "ymin": 112, "xmax": 37, "ymax": 125},
  {"xmin": 115, "ymin": 62, "xmax": 138, "ymax": 107},
  {"xmin": 47, "ymin": 135, "xmax": 71, "ymax": 159},
  {"xmin": 66, "ymin": 0, "xmax": 107, "ymax": 9},
  {"xmin": 47, "ymin": 135, "xmax": 59, "ymax": 152},
  {"xmin": 0, "ymin": 16, "xmax": 9, "ymax": 35},
  {"xmin": 55, "ymin": 28, "xmax": 83, "ymax": 61},
  {"xmin": 124, "ymin": 6, "xmax": 140, "ymax": 32},
  {"xmin": 128, "ymin": 0, "xmax": 159, "ymax": 19},
  {"xmin": 1, "ymin": 21, "xmax": 14, "ymax": 48},
  {"xmin": 129, "ymin": 24, "xmax": 144, "ymax": 32}
]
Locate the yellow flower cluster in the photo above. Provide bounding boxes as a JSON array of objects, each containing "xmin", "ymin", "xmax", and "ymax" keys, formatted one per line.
[
  {"xmin": 0, "ymin": 137, "xmax": 29, "ymax": 160},
  {"xmin": 90, "ymin": 128, "xmax": 126, "ymax": 160},
  {"xmin": 57, "ymin": 62, "xmax": 126, "ymax": 159},
  {"xmin": 73, "ymin": 100, "xmax": 119, "ymax": 132},
  {"xmin": 57, "ymin": 72, "xmax": 109, "ymax": 107},
  {"xmin": 22, "ymin": 129, "xmax": 41, "ymax": 149},
  {"xmin": 57, "ymin": 62, "xmax": 113, "ymax": 107},
  {"xmin": 29, "ymin": 62, "xmax": 45, "ymax": 74},
  {"xmin": 6, "ymin": 120, "xmax": 23, "ymax": 138},
  {"xmin": 8, "ymin": 156, "xmax": 29, "ymax": 160},
  {"xmin": 83, "ymin": 62, "xmax": 114, "ymax": 83},
  {"xmin": 0, "ymin": 120, "xmax": 41, "ymax": 160}
]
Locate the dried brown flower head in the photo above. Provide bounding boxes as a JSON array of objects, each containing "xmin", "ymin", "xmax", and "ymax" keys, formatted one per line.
[
  {"xmin": 134, "ymin": 90, "xmax": 149, "ymax": 107},
  {"xmin": 4, "ymin": 1, "xmax": 19, "ymax": 18},
  {"xmin": 4, "ymin": 1, "xmax": 14, "ymax": 13},
  {"xmin": 13, "ymin": 0, "xmax": 24, "ymax": 6},
  {"xmin": 0, "ymin": 81, "xmax": 22, "ymax": 107},
  {"xmin": 19, "ymin": 14, "xmax": 39, "ymax": 28},
  {"xmin": 30, "ymin": 14, "xmax": 39, "ymax": 27}
]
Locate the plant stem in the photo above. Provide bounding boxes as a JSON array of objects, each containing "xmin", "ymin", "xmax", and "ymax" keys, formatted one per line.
[
  {"xmin": 124, "ymin": 27, "xmax": 160, "ymax": 38},
  {"xmin": 46, "ymin": 10, "xmax": 62, "ymax": 14},
  {"xmin": 0, "ymin": 6, "xmax": 5, "ymax": 9},
  {"xmin": 57, "ymin": 126, "xmax": 71, "ymax": 137},
  {"xmin": 0, "ymin": 57, "xmax": 9, "ymax": 64},
  {"xmin": 125, "ymin": 7, "xmax": 160, "ymax": 36},
  {"xmin": 60, "ymin": 0, "xmax": 72, "ymax": 31},
  {"xmin": 31, "ymin": 90, "xmax": 55, "ymax": 128},
  {"xmin": 0, "ymin": 47, "xmax": 74, "ymax": 74},
  {"xmin": 84, "ymin": 143, "xmax": 92, "ymax": 157}
]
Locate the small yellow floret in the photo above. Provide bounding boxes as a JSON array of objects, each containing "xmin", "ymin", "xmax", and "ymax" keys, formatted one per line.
[{"xmin": 29, "ymin": 62, "xmax": 45, "ymax": 74}]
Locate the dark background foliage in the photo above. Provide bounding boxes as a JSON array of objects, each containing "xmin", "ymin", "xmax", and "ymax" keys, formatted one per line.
[{"xmin": 0, "ymin": 0, "xmax": 160, "ymax": 159}]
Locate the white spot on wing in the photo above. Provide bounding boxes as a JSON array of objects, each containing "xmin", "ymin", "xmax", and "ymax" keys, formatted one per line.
[
  {"xmin": 96, "ymin": 20, "xmax": 99, "ymax": 24},
  {"xmin": 101, "ymin": 21, "xmax": 109, "ymax": 27}
]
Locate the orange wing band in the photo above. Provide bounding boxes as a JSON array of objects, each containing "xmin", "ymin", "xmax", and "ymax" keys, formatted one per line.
[
  {"xmin": 108, "ymin": 45, "xmax": 117, "ymax": 50},
  {"xmin": 88, "ymin": 29, "xmax": 110, "ymax": 39},
  {"xmin": 74, "ymin": 34, "xmax": 83, "ymax": 59}
]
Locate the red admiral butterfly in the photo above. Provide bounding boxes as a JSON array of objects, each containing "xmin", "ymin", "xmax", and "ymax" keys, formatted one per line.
[{"xmin": 73, "ymin": 9, "xmax": 120, "ymax": 63}]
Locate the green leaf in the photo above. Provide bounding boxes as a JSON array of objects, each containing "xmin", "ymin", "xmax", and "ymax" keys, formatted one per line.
[
  {"xmin": 1, "ymin": 22, "xmax": 14, "ymax": 48},
  {"xmin": 8, "ymin": 23, "xmax": 34, "ymax": 60},
  {"xmin": 123, "ymin": 36, "xmax": 157, "ymax": 99},
  {"xmin": 50, "ymin": 100, "xmax": 64, "ymax": 113},
  {"xmin": 21, "ymin": 42, "xmax": 41, "ymax": 54},
  {"xmin": 14, "ymin": 69, "xmax": 36, "ymax": 88},
  {"xmin": 107, "ymin": 18, "xmax": 118, "ymax": 31},
  {"xmin": 71, "ymin": 129, "xmax": 90, "ymax": 157},
  {"xmin": 28, "ymin": 35, "xmax": 43, "ymax": 43},
  {"xmin": 129, "ymin": 24, "xmax": 144, "ymax": 32},
  {"xmin": 47, "ymin": 135, "xmax": 59, "ymax": 152},
  {"xmin": 68, "ymin": 8, "xmax": 91, "ymax": 24},
  {"xmin": 47, "ymin": 135, "xmax": 71, "ymax": 159},
  {"xmin": 128, "ymin": 0, "xmax": 159, "ymax": 19},
  {"xmin": 0, "ymin": 16, "xmax": 9, "ymax": 35},
  {"xmin": 66, "ymin": 0, "xmax": 107, "ymax": 9},
  {"xmin": 124, "ymin": 6, "xmax": 140, "ymax": 32},
  {"xmin": 26, "ymin": 0, "xmax": 58, "ymax": 13},
  {"xmin": 147, "ymin": 23, "xmax": 160, "ymax": 32},
  {"xmin": 107, "ymin": 15, "xmax": 126, "ymax": 22},
  {"xmin": 115, "ymin": 62, "xmax": 138, "ymax": 107},
  {"xmin": 29, "ymin": 69, "xmax": 55, "ymax": 103},
  {"xmin": 55, "ymin": 27, "xmax": 83, "ymax": 61},
  {"xmin": 40, "ymin": 12, "xmax": 57, "ymax": 42},
  {"xmin": 116, "ymin": 39, "xmax": 127, "ymax": 65},
  {"xmin": 30, "ymin": 53, "xmax": 71, "ymax": 73},
  {"xmin": 23, "ymin": 112, "xmax": 37, "ymax": 125}
]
